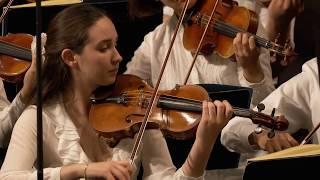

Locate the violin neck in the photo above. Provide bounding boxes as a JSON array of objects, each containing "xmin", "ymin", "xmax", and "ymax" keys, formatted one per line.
[
  {"xmin": 0, "ymin": 40, "xmax": 32, "ymax": 61},
  {"xmin": 214, "ymin": 21, "xmax": 273, "ymax": 50},
  {"xmin": 100, "ymin": 94, "xmax": 255, "ymax": 119},
  {"xmin": 157, "ymin": 95, "xmax": 252, "ymax": 118}
]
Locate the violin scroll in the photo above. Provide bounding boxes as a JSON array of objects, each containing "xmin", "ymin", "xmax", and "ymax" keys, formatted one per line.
[
  {"xmin": 248, "ymin": 110, "xmax": 289, "ymax": 131},
  {"xmin": 269, "ymin": 34, "xmax": 298, "ymax": 66},
  {"xmin": 233, "ymin": 105, "xmax": 289, "ymax": 132}
]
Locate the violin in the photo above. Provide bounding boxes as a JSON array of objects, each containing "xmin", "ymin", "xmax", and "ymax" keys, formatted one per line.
[
  {"xmin": 89, "ymin": 74, "xmax": 288, "ymax": 146},
  {"xmin": 0, "ymin": 33, "xmax": 32, "ymax": 83},
  {"xmin": 183, "ymin": 0, "xmax": 293, "ymax": 63}
]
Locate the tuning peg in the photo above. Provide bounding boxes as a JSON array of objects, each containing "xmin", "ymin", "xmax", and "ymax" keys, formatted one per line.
[
  {"xmin": 268, "ymin": 129, "xmax": 275, "ymax": 138},
  {"xmin": 280, "ymin": 39, "xmax": 292, "ymax": 66},
  {"xmin": 270, "ymin": 108, "xmax": 275, "ymax": 117},
  {"xmin": 257, "ymin": 103, "xmax": 265, "ymax": 112},
  {"xmin": 266, "ymin": 108, "xmax": 276, "ymax": 138},
  {"xmin": 274, "ymin": 33, "xmax": 280, "ymax": 44}
]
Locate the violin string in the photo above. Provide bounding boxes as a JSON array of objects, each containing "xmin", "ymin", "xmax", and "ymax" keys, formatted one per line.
[
  {"xmin": 113, "ymin": 91, "xmax": 281, "ymax": 129},
  {"xmin": 0, "ymin": 41, "xmax": 30, "ymax": 52},
  {"xmin": 124, "ymin": 91, "xmax": 205, "ymax": 104},
  {"xmin": 121, "ymin": 92, "xmax": 252, "ymax": 113},
  {"xmin": 199, "ymin": 15, "xmax": 269, "ymax": 45},
  {"xmin": 124, "ymin": 91, "xmax": 250, "ymax": 110},
  {"xmin": 197, "ymin": 15, "xmax": 286, "ymax": 55},
  {"xmin": 0, "ymin": 40, "xmax": 31, "ymax": 56},
  {"xmin": 203, "ymin": 18, "xmax": 271, "ymax": 48}
]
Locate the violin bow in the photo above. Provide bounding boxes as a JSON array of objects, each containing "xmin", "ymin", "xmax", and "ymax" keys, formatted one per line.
[
  {"xmin": 129, "ymin": 0, "xmax": 191, "ymax": 164},
  {"xmin": 183, "ymin": 0, "xmax": 220, "ymax": 85},
  {"xmin": 300, "ymin": 121, "xmax": 320, "ymax": 145},
  {"xmin": 35, "ymin": 0, "xmax": 44, "ymax": 179},
  {"xmin": 0, "ymin": 0, "xmax": 14, "ymax": 24}
]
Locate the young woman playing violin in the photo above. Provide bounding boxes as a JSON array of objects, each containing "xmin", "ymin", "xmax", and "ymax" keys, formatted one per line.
[
  {"xmin": 0, "ymin": 4, "xmax": 234, "ymax": 180},
  {"xmin": 126, "ymin": 0, "xmax": 275, "ymax": 107}
]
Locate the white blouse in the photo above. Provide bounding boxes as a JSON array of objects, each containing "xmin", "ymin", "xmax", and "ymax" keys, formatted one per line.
[
  {"xmin": 0, "ymin": 80, "xmax": 26, "ymax": 148},
  {"xmin": 125, "ymin": 14, "xmax": 274, "ymax": 107},
  {"xmin": 221, "ymin": 58, "xmax": 320, "ymax": 153},
  {"xmin": 0, "ymin": 99, "xmax": 204, "ymax": 180}
]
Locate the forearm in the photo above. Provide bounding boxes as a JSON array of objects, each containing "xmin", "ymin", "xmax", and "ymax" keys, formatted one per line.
[
  {"xmin": 242, "ymin": 63, "xmax": 264, "ymax": 83},
  {"xmin": 182, "ymin": 136, "xmax": 217, "ymax": 177},
  {"xmin": 239, "ymin": 48, "xmax": 275, "ymax": 107},
  {"xmin": 19, "ymin": 87, "xmax": 34, "ymax": 105},
  {"xmin": 266, "ymin": 18, "xmax": 291, "ymax": 44},
  {"xmin": 0, "ymin": 92, "xmax": 27, "ymax": 147},
  {"xmin": 60, "ymin": 163, "xmax": 86, "ymax": 180}
]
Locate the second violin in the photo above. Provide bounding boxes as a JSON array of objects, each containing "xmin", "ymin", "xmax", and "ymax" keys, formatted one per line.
[
  {"xmin": 183, "ymin": 0, "xmax": 294, "ymax": 64},
  {"xmin": 0, "ymin": 33, "xmax": 32, "ymax": 83}
]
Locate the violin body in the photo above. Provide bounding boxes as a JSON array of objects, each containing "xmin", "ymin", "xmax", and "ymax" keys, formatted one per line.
[
  {"xmin": 184, "ymin": 0, "xmax": 258, "ymax": 57},
  {"xmin": 0, "ymin": 33, "xmax": 32, "ymax": 83},
  {"xmin": 89, "ymin": 74, "xmax": 210, "ymax": 145}
]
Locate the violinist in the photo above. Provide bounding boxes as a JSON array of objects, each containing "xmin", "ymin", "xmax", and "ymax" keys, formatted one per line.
[
  {"xmin": 219, "ymin": 0, "xmax": 319, "ymax": 170},
  {"xmin": 126, "ymin": 0, "xmax": 274, "ymax": 107},
  {"xmin": 221, "ymin": 7, "xmax": 320, "ymax": 158},
  {"xmin": 256, "ymin": 0, "xmax": 320, "ymax": 88},
  {"xmin": 0, "ymin": 34, "xmax": 43, "ymax": 148},
  {"xmin": 0, "ymin": 4, "xmax": 234, "ymax": 179}
]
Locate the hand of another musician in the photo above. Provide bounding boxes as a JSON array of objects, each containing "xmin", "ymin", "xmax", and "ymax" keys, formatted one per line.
[
  {"xmin": 268, "ymin": 0, "xmax": 304, "ymax": 24},
  {"xmin": 20, "ymin": 33, "xmax": 47, "ymax": 104},
  {"xmin": 233, "ymin": 32, "xmax": 264, "ymax": 83},
  {"xmin": 252, "ymin": 125, "xmax": 299, "ymax": 153}
]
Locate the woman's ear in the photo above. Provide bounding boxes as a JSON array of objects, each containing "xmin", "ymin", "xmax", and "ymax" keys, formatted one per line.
[{"xmin": 61, "ymin": 49, "xmax": 78, "ymax": 68}]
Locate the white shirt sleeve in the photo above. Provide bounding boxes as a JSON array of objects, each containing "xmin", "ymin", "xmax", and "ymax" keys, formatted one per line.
[
  {"xmin": 0, "ymin": 80, "xmax": 27, "ymax": 148},
  {"xmin": 163, "ymin": 6, "xmax": 174, "ymax": 16},
  {"xmin": 0, "ymin": 107, "xmax": 61, "ymax": 180},
  {"xmin": 222, "ymin": 58, "xmax": 316, "ymax": 153}
]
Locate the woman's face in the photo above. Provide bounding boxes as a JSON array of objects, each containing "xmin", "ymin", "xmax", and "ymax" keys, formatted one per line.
[{"xmin": 75, "ymin": 17, "xmax": 122, "ymax": 87}]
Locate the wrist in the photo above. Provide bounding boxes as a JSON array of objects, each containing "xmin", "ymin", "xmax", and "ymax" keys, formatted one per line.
[
  {"xmin": 83, "ymin": 163, "xmax": 88, "ymax": 180},
  {"xmin": 248, "ymin": 132, "xmax": 262, "ymax": 150},
  {"xmin": 267, "ymin": 19, "xmax": 291, "ymax": 41},
  {"xmin": 60, "ymin": 163, "xmax": 87, "ymax": 180},
  {"xmin": 193, "ymin": 137, "xmax": 215, "ymax": 158},
  {"xmin": 19, "ymin": 89, "xmax": 31, "ymax": 105},
  {"xmin": 77, "ymin": 163, "xmax": 88, "ymax": 179},
  {"xmin": 182, "ymin": 139, "xmax": 211, "ymax": 177},
  {"xmin": 243, "ymin": 63, "xmax": 264, "ymax": 83}
]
